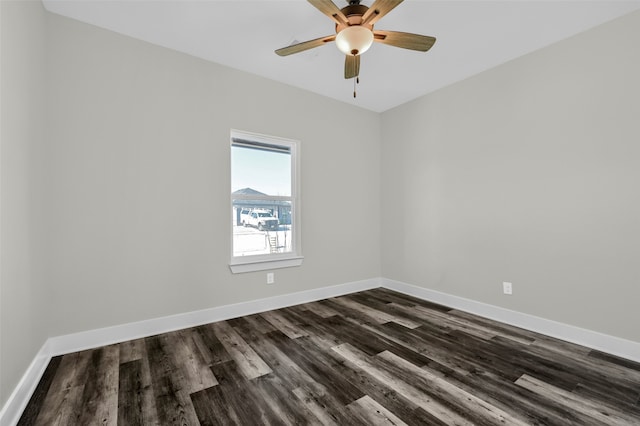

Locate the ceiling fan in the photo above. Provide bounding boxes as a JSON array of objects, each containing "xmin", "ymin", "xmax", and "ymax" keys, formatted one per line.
[{"xmin": 275, "ymin": 0, "xmax": 436, "ymax": 96}]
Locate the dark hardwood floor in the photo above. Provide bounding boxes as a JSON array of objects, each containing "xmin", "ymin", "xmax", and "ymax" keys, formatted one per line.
[{"xmin": 17, "ymin": 288, "xmax": 640, "ymax": 425}]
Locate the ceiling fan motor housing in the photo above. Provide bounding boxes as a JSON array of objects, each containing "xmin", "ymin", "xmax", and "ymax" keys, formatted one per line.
[{"xmin": 335, "ymin": 4, "xmax": 373, "ymax": 33}]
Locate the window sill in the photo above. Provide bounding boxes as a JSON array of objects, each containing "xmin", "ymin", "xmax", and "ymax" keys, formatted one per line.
[{"xmin": 229, "ymin": 256, "xmax": 304, "ymax": 274}]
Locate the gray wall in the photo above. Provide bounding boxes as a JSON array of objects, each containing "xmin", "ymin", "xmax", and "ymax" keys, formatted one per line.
[
  {"xmin": 0, "ymin": 0, "xmax": 49, "ymax": 405},
  {"xmin": 381, "ymin": 10, "xmax": 640, "ymax": 342},
  {"xmin": 1, "ymin": 6, "xmax": 381, "ymax": 407},
  {"xmin": 42, "ymin": 13, "xmax": 382, "ymax": 335}
]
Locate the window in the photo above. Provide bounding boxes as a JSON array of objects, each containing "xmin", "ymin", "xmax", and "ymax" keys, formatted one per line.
[{"xmin": 230, "ymin": 130, "xmax": 302, "ymax": 273}]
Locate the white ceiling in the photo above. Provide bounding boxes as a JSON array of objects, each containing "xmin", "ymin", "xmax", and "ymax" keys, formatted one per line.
[{"xmin": 42, "ymin": 0, "xmax": 640, "ymax": 112}]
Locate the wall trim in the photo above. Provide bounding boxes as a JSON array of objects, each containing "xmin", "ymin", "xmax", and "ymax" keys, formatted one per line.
[
  {"xmin": 46, "ymin": 277, "xmax": 381, "ymax": 356},
  {"xmin": 4, "ymin": 276, "xmax": 640, "ymax": 425},
  {"xmin": 0, "ymin": 277, "xmax": 380, "ymax": 426},
  {"xmin": 0, "ymin": 342, "xmax": 52, "ymax": 426},
  {"xmin": 382, "ymin": 278, "xmax": 640, "ymax": 363}
]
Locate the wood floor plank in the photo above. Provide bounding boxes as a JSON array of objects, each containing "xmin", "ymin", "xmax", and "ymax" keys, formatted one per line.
[
  {"xmin": 250, "ymin": 328, "xmax": 366, "ymax": 424},
  {"xmin": 572, "ymin": 382, "xmax": 640, "ymax": 416},
  {"xmin": 136, "ymin": 334, "xmax": 161, "ymax": 425},
  {"xmin": 18, "ymin": 355, "xmax": 62, "ymax": 426},
  {"xmin": 234, "ymin": 322, "xmax": 322, "ymax": 392},
  {"xmin": 190, "ymin": 385, "xmax": 232, "ymax": 426},
  {"xmin": 373, "ymin": 321, "xmax": 475, "ymax": 377},
  {"xmin": 211, "ymin": 321, "xmax": 272, "ymax": 380},
  {"xmin": 489, "ymin": 333, "xmax": 640, "ymax": 398},
  {"xmin": 449, "ymin": 309, "xmax": 550, "ymax": 346},
  {"xmin": 173, "ymin": 329, "xmax": 219, "ymax": 393},
  {"xmin": 332, "ymin": 345, "xmax": 451, "ymax": 425},
  {"xmin": 30, "ymin": 351, "xmax": 94, "ymax": 425},
  {"xmin": 18, "ymin": 289, "xmax": 640, "ymax": 425},
  {"xmin": 332, "ymin": 296, "xmax": 420, "ymax": 329},
  {"xmin": 274, "ymin": 308, "xmax": 342, "ymax": 350},
  {"xmin": 260, "ymin": 309, "xmax": 308, "ymax": 339},
  {"xmin": 291, "ymin": 386, "xmax": 340, "ymax": 426},
  {"xmin": 145, "ymin": 334, "xmax": 200, "ymax": 425},
  {"xmin": 17, "ymin": 356, "xmax": 63, "ymax": 426},
  {"xmin": 339, "ymin": 315, "xmax": 455, "ymax": 372},
  {"xmin": 381, "ymin": 320, "xmax": 505, "ymax": 378},
  {"xmin": 332, "ymin": 343, "xmax": 475, "ymax": 426},
  {"xmin": 271, "ymin": 332, "xmax": 365, "ymax": 405},
  {"xmin": 447, "ymin": 367, "xmax": 597, "ymax": 425},
  {"xmin": 119, "ymin": 338, "xmax": 144, "ymax": 364},
  {"xmin": 371, "ymin": 288, "xmax": 451, "ymax": 312},
  {"xmin": 530, "ymin": 333, "xmax": 594, "ymax": 358},
  {"xmin": 118, "ymin": 360, "xmax": 145, "ymax": 426},
  {"xmin": 33, "ymin": 384, "xmax": 85, "ymax": 425},
  {"xmin": 75, "ymin": 345, "xmax": 119, "ymax": 426},
  {"xmin": 369, "ymin": 349, "xmax": 517, "ymax": 426},
  {"xmin": 193, "ymin": 323, "xmax": 233, "ymax": 366},
  {"xmin": 392, "ymin": 302, "xmax": 500, "ymax": 341},
  {"xmin": 300, "ymin": 301, "xmax": 340, "ymax": 318},
  {"xmin": 207, "ymin": 360, "xmax": 282, "ymax": 425},
  {"xmin": 242, "ymin": 313, "xmax": 278, "ymax": 334},
  {"xmin": 250, "ymin": 372, "xmax": 332, "ymax": 425},
  {"xmin": 317, "ymin": 314, "xmax": 389, "ymax": 356},
  {"xmin": 348, "ymin": 293, "xmax": 433, "ymax": 327},
  {"xmin": 46, "ymin": 349, "xmax": 92, "ymax": 393},
  {"xmin": 378, "ymin": 350, "xmax": 531, "ymax": 426},
  {"xmin": 346, "ymin": 395, "xmax": 408, "ymax": 426},
  {"xmin": 402, "ymin": 322, "xmax": 527, "ymax": 381},
  {"xmin": 227, "ymin": 316, "xmax": 266, "ymax": 343},
  {"xmin": 235, "ymin": 315, "xmax": 354, "ymax": 422},
  {"xmin": 590, "ymin": 349, "xmax": 640, "ymax": 371},
  {"xmin": 528, "ymin": 337, "xmax": 640, "ymax": 385},
  {"xmin": 117, "ymin": 346, "xmax": 161, "ymax": 426},
  {"xmin": 516, "ymin": 373, "xmax": 640, "ymax": 425},
  {"xmin": 492, "ymin": 334, "xmax": 640, "ymax": 404}
]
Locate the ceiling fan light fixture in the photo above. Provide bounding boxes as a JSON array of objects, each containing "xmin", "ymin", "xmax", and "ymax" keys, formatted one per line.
[{"xmin": 335, "ymin": 25, "xmax": 374, "ymax": 56}]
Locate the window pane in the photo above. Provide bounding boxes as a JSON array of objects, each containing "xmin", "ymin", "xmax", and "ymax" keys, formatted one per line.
[
  {"xmin": 230, "ymin": 131, "xmax": 300, "ymax": 269},
  {"xmin": 231, "ymin": 145, "xmax": 291, "ymax": 197},
  {"xmin": 232, "ymin": 200, "xmax": 293, "ymax": 257}
]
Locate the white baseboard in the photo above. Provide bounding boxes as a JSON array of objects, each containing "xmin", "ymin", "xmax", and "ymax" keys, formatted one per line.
[
  {"xmin": 0, "ymin": 277, "xmax": 380, "ymax": 426},
  {"xmin": 0, "ymin": 344, "xmax": 51, "ymax": 426},
  {"xmin": 4, "ymin": 276, "xmax": 640, "ymax": 426},
  {"xmin": 47, "ymin": 277, "xmax": 381, "ymax": 356},
  {"xmin": 382, "ymin": 278, "xmax": 640, "ymax": 363}
]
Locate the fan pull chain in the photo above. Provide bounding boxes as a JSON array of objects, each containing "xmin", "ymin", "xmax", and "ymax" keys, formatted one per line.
[{"xmin": 353, "ymin": 76, "xmax": 360, "ymax": 98}]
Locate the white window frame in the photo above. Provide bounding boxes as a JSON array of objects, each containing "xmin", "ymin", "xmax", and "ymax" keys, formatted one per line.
[{"xmin": 229, "ymin": 129, "xmax": 303, "ymax": 273}]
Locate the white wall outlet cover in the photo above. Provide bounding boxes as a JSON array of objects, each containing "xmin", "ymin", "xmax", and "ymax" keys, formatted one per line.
[{"xmin": 503, "ymin": 282, "xmax": 513, "ymax": 295}]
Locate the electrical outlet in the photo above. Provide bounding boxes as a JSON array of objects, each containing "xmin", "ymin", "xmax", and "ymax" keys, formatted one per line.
[
  {"xmin": 267, "ymin": 272, "xmax": 275, "ymax": 284},
  {"xmin": 503, "ymin": 281, "xmax": 513, "ymax": 295}
]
